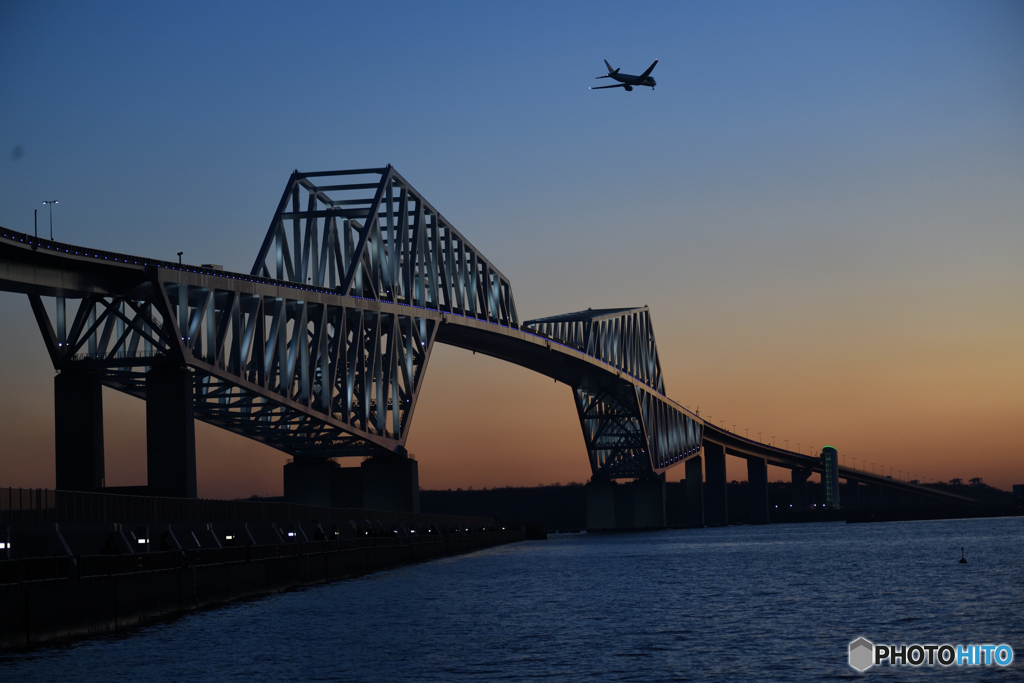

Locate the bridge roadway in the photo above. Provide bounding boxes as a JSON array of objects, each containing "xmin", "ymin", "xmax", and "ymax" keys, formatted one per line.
[
  {"xmin": 0, "ymin": 224, "xmax": 700, "ymax": 480},
  {"xmin": 0, "ymin": 164, "xmax": 972, "ymax": 526},
  {"xmin": 0, "ymin": 226, "xmax": 971, "ymax": 512},
  {"xmin": 700, "ymin": 421, "xmax": 970, "ymax": 501}
]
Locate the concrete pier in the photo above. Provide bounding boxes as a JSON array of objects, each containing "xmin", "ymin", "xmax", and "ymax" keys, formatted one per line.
[
  {"xmin": 585, "ymin": 475, "xmax": 666, "ymax": 530},
  {"xmin": 685, "ymin": 455, "xmax": 704, "ymax": 528},
  {"xmin": 361, "ymin": 455, "xmax": 420, "ymax": 514},
  {"xmin": 746, "ymin": 457, "xmax": 769, "ymax": 524},
  {"xmin": 704, "ymin": 443, "xmax": 729, "ymax": 527},
  {"xmin": 54, "ymin": 369, "xmax": 105, "ymax": 491},
  {"xmin": 846, "ymin": 479, "xmax": 860, "ymax": 509},
  {"xmin": 283, "ymin": 458, "xmax": 341, "ymax": 507},
  {"xmin": 145, "ymin": 366, "xmax": 197, "ymax": 498},
  {"xmin": 791, "ymin": 468, "xmax": 810, "ymax": 512}
]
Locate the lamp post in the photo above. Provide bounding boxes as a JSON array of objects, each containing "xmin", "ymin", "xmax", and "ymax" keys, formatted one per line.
[
  {"xmin": 42, "ymin": 200, "xmax": 58, "ymax": 240},
  {"xmin": 177, "ymin": 251, "xmax": 183, "ymax": 265}
]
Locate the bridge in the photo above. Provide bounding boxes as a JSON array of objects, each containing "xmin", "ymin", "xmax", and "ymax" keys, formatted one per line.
[{"xmin": 0, "ymin": 166, "xmax": 971, "ymax": 529}]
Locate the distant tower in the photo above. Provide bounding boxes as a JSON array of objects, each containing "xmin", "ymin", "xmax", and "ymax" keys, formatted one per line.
[{"xmin": 821, "ymin": 446, "xmax": 840, "ymax": 510}]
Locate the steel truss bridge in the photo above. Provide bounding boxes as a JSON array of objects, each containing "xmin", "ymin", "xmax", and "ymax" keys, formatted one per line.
[{"xmin": 0, "ymin": 166, "xmax": 967, "ymax": 506}]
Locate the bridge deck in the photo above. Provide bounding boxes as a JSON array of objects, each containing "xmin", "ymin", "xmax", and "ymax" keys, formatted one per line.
[{"xmin": 0, "ymin": 225, "xmax": 971, "ymax": 504}]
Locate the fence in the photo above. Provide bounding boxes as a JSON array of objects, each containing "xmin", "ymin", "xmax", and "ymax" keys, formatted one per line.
[{"xmin": 0, "ymin": 487, "xmax": 493, "ymax": 530}]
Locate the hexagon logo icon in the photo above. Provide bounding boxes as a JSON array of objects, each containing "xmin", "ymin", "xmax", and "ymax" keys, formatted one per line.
[{"xmin": 849, "ymin": 637, "xmax": 874, "ymax": 672}]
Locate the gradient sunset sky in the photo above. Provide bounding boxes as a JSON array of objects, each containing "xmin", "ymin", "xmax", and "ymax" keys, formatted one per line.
[{"xmin": 0, "ymin": 1, "xmax": 1021, "ymax": 496}]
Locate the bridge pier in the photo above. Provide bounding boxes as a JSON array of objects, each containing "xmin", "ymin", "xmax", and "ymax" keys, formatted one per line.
[
  {"xmin": 54, "ymin": 369, "xmax": 105, "ymax": 491},
  {"xmin": 791, "ymin": 468, "xmax": 810, "ymax": 512},
  {"xmin": 685, "ymin": 455, "xmax": 704, "ymax": 528},
  {"xmin": 586, "ymin": 475, "xmax": 666, "ymax": 531},
  {"xmin": 361, "ymin": 455, "xmax": 420, "ymax": 514},
  {"xmin": 283, "ymin": 455, "xmax": 418, "ymax": 512},
  {"xmin": 145, "ymin": 366, "xmax": 197, "ymax": 498},
  {"xmin": 283, "ymin": 458, "xmax": 341, "ymax": 507},
  {"xmin": 704, "ymin": 442, "xmax": 729, "ymax": 527},
  {"xmin": 845, "ymin": 479, "xmax": 860, "ymax": 509},
  {"xmin": 746, "ymin": 457, "xmax": 769, "ymax": 524}
]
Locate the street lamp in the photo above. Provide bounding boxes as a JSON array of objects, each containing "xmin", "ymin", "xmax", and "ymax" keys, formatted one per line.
[
  {"xmin": 177, "ymin": 251, "xmax": 183, "ymax": 265},
  {"xmin": 42, "ymin": 200, "xmax": 58, "ymax": 240}
]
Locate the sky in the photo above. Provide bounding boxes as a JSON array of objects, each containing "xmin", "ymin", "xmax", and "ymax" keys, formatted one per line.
[{"xmin": 0, "ymin": 1, "xmax": 1021, "ymax": 496}]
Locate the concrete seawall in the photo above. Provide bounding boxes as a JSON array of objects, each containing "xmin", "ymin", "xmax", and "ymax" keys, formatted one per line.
[{"xmin": 0, "ymin": 530, "xmax": 523, "ymax": 650}]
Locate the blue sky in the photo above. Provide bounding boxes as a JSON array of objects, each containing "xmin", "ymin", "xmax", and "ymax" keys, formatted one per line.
[{"xmin": 1, "ymin": 1, "xmax": 1022, "ymax": 493}]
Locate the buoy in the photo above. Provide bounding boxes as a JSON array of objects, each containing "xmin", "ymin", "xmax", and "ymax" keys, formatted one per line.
[{"xmin": 959, "ymin": 547, "xmax": 967, "ymax": 564}]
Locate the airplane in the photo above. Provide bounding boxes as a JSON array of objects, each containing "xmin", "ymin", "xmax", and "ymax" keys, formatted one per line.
[{"xmin": 590, "ymin": 59, "xmax": 658, "ymax": 91}]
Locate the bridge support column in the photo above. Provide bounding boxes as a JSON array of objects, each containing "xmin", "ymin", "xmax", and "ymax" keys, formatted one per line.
[
  {"xmin": 791, "ymin": 468, "xmax": 810, "ymax": 512},
  {"xmin": 845, "ymin": 479, "xmax": 860, "ymax": 510},
  {"xmin": 704, "ymin": 442, "xmax": 728, "ymax": 527},
  {"xmin": 631, "ymin": 475, "xmax": 666, "ymax": 529},
  {"xmin": 685, "ymin": 456, "xmax": 704, "ymax": 528},
  {"xmin": 284, "ymin": 458, "xmax": 340, "ymax": 507},
  {"xmin": 145, "ymin": 366, "xmax": 197, "ymax": 498},
  {"xmin": 586, "ymin": 481, "xmax": 618, "ymax": 530},
  {"xmin": 747, "ymin": 457, "xmax": 769, "ymax": 524},
  {"xmin": 586, "ymin": 476, "xmax": 666, "ymax": 530},
  {"xmin": 361, "ymin": 455, "xmax": 419, "ymax": 513},
  {"xmin": 54, "ymin": 369, "xmax": 105, "ymax": 491}
]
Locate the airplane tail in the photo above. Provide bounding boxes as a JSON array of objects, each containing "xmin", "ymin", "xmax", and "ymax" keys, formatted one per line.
[{"xmin": 603, "ymin": 59, "xmax": 617, "ymax": 74}]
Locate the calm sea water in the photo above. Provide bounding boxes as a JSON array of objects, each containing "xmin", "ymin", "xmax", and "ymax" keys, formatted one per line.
[{"xmin": 3, "ymin": 517, "xmax": 1022, "ymax": 681}]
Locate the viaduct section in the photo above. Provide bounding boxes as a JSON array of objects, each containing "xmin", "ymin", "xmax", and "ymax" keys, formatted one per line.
[{"xmin": 0, "ymin": 167, "xmax": 970, "ymax": 529}]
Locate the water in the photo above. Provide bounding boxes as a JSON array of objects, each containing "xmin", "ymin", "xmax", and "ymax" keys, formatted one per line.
[{"xmin": 3, "ymin": 517, "xmax": 1022, "ymax": 681}]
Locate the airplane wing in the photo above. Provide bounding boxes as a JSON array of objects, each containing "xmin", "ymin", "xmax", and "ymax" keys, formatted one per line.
[
  {"xmin": 590, "ymin": 84, "xmax": 626, "ymax": 90},
  {"xmin": 639, "ymin": 59, "xmax": 659, "ymax": 80}
]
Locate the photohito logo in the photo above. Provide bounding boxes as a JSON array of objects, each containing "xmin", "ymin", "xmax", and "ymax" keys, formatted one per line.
[{"xmin": 849, "ymin": 637, "xmax": 1013, "ymax": 672}]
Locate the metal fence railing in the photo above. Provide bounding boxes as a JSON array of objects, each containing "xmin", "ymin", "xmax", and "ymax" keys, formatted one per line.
[
  {"xmin": 0, "ymin": 530, "xmax": 518, "ymax": 586},
  {"xmin": 0, "ymin": 487, "xmax": 493, "ymax": 530}
]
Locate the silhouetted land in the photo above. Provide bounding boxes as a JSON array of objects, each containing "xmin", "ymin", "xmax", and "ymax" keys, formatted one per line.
[{"xmin": 421, "ymin": 481, "xmax": 1020, "ymax": 531}]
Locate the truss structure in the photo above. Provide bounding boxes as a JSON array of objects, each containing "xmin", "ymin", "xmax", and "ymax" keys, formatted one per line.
[
  {"xmin": 526, "ymin": 308, "xmax": 699, "ymax": 480},
  {"xmin": 2, "ymin": 168, "xmax": 704, "ymax": 478},
  {"xmin": 251, "ymin": 167, "xmax": 518, "ymax": 327},
  {"xmin": 524, "ymin": 307, "xmax": 664, "ymax": 393},
  {"xmin": 27, "ymin": 268, "xmax": 436, "ymax": 457}
]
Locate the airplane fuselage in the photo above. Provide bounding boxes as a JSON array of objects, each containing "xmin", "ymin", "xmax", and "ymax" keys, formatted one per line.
[
  {"xmin": 609, "ymin": 72, "xmax": 656, "ymax": 88},
  {"xmin": 591, "ymin": 59, "xmax": 658, "ymax": 92}
]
